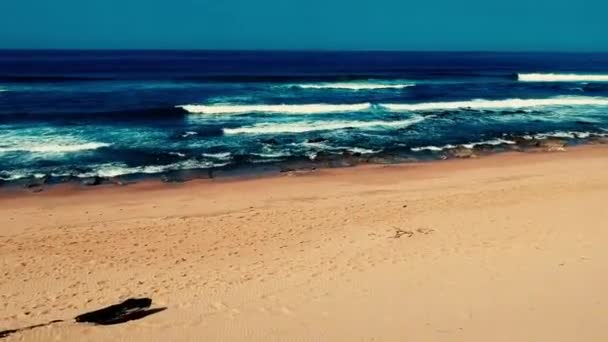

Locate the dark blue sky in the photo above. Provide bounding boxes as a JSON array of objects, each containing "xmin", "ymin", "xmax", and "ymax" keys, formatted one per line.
[{"xmin": 1, "ymin": 0, "xmax": 606, "ymax": 50}]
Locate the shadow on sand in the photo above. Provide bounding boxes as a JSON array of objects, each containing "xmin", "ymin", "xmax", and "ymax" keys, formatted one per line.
[{"xmin": 0, "ymin": 297, "xmax": 166, "ymax": 339}]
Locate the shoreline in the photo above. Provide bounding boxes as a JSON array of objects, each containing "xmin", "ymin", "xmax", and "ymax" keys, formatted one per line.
[
  {"xmin": 2, "ymin": 139, "xmax": 607, "ymax": 198},
  {"xmin": 2, "ymin": 144, "xmax": 608, "ymax": 341}
]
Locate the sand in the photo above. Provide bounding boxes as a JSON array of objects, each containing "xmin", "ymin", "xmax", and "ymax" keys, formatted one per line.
[{"xmin": 1, "ymin": 146, "xmax": 608, "ymax": 341}]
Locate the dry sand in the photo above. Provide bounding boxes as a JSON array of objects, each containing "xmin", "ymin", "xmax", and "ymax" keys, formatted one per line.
[{"xmin": 1, "ymin": 146, "xmax": 608, "ymax": 341}]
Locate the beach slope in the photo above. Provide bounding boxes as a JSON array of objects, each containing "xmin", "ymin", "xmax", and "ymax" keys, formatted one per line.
[{"xmin": 1, "ymin": 147, "xmax": 608, "ymax": 341}]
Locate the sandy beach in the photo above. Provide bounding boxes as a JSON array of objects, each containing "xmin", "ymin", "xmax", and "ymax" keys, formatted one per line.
[{"xmin": 2, "ymin": 146, "xmax": 608, "ymax": 341}]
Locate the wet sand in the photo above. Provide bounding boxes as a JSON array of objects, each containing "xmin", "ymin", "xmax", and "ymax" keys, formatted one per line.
[{"xmin": 1, "ymin": 146, "xmax": 608, "ymax": 341}]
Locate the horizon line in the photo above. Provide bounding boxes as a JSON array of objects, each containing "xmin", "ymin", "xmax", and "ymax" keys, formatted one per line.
[{"xmin": 1, "ymin": 48, "xmax": 608, "ymax": 54}]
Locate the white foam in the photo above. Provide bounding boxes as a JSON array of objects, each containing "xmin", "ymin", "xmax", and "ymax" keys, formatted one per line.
[
  {"xmin": 293, "ymin": 82, "xmax": 414, "ymax": 90},
  {"xmin": 411, "ymin": 138, "xmax": 515, "ymax": 152},
  {"xmin": 526, "ymin": 131, "xmax": 608, "ymax": 140},
  {"xmin": 85, "ymin": 159, "xmax": 225, "ymax": 178},
  {"xmin": 382, "ymin": 96, "xmax": 608, "ymax": 111},
  {"xmin": 518, "ymin": 73, "xmax": 608, "ymax": 82},
  {"xmin": 346, "ymin": 147, "xmax": 380, "ymax": 154},
  {"xmin": 411, "ymin": 144, "xmax": 456, "ymax": 152},
  {"xmin": 179, "ymin": 103, "xmax": 372, "ymax": 115},
  {"xmin": 460, "ymin": 138, "xmax": 516, "ymax": 149},
  {"xmin": 0, "ymin": 142, "xmax": 110, "ymax": 154},
  {"xmin": 202, "ymin": 152, "xmax": 232, "ymax": 160},
  {"xmin": 181, "ymin": 131, "xmax": 198, "ymax": 137},
  {"xmin": 224, "ymin": 116, "xmax": 425, "ymax": 135},
  {"xmin": 168, "ymin": 152, "xmax": 186, "ymax": 157},
  {"xmin": 252, "ymin": 152, "xmax": 291, "ymax": 158}
]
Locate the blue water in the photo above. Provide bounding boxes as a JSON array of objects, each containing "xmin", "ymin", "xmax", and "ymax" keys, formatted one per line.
[{"xmin": 1, "ymin": 51, "xmax": 608, "ymax": 182}]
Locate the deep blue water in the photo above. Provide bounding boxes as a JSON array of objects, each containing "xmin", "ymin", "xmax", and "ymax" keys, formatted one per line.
[{"xmin": 1, "ymin": 51, "xmax": 608, "ymax": 182}]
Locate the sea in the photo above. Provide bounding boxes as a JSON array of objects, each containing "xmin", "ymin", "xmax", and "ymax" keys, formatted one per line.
[{"xmin": 1, "ymin": 50, "xmax": 608, "ymax": 184}]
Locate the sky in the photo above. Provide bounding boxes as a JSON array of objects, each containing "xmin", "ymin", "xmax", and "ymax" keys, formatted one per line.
[{"xmin": 0, "ymin": 0, "xmax": 607, "ymax": 51}]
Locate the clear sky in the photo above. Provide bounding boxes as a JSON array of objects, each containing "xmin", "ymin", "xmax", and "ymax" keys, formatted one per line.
[{"xmin": 1, "ymin": 0, "xmax": 606, "ymax": 51}]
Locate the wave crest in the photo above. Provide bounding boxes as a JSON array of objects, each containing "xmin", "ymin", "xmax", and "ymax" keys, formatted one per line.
[
  {"xmin": 383, "ymin": 96, "xmax": 608, "ymax": 111},
  {"xmin": 518, "ymin": 73, "xmax": 608, "ymax": 82},
  {"xmin": 0, "ymin": 142, "xmax": 111, "ymax": 154},
  {"xmin": 179, "ymin": 103, "xmax": 372, "ymax": 115},
  {"xmin": 224, "ymin": 116, "xmax": 425, "ymax": 135}
]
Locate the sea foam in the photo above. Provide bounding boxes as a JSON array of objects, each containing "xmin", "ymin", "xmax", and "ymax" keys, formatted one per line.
[
  {"xmin": 382, "ymin": 96, "xmax": 608, "ymax": 111},
  {"xmin": 411, "ymin": 138, "xmax": 515, "ymax": 152},
  {"xmin": 0, "ymin": 142, "xmax": 111, "ymax": 154},
  {"xmin": 81, "ymin": 159, "xmax": 226, "ymax": 178},
  {"xmin": 518, "ymin": 73, "xmax": 608, "ymax": 82},
  {"xmin": 179, "ymin": 103, "xmax": 372, "ymax": 115},
  {"xmin": 224, "ymin": 116, "xmax": 425, "ymax": 135}
]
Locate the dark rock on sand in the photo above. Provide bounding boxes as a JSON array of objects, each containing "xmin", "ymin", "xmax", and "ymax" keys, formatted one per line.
[
  {"xmin": 472, "ymin": 144, "xmax": 498, "ymax": 153},
  {"xmin": 311, "ymin": 151, "xmax": 334, "ymax": 163},
  {"xmin": 22, "ymin": 175, "xmax": 50, "ymax": 189},
  {"xmin": 81, "ymin": 176, "xmax": 103, "ymax": 186},
  {"xmin": 508, "ymin": 136, "xmax": 540, "ymax": 149},
  {"xmin": 160, "ymin": 174, "xmax": 184, "ymax": 183},
  {"xmin": 449, "ymin": 146, "xmax": 475, "ymax": 158},
  {"xmin": 588, "ymin": 136, "xmax": 608, "ymax": 144}
]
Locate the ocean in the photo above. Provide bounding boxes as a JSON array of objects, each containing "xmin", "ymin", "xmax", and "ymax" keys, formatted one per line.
[{"xmin": 1, "ymin": 50, "xmax": 608, "ymax": 184}]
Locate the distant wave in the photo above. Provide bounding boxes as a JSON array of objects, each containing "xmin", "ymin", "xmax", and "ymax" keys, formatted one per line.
[
  {"xmin": 224, "ymin": 116, "xmax": 425, "ymax": 135},
  {"xmin": 292, "ymin": 82, "xmax": 414, "ymax": 90},
  {"xmin": 0, "ymin": 142, "xmax": 110, "ymax": 154},
  {"xmin": 179, "ymin": 103, "xmax": 372, "ymax": 115},
  {"xmin": 518, "ymin": 73, "xmax": 608, "ymax": 82},
  {"xmin": 382, "ymin": 96, "xmax": 608, "ymax": 111}
]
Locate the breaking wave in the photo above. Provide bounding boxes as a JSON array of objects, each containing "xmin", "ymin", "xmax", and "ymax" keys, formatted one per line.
[
  {"xmin": 224, "ymin": 116, "xmax": 425, "ymax": 135},
  {"xmin": 179, "ymin": 103, "xmax": 372, "ymax": 115},
  {"xmin": 0, "ymin": 142, "xmax": 111, "ymax": 154},
  {"xmin": 382, "ymin": 96, "xmax": 608, "ymax": 111},
  {"xmin": 518, "ymin": 73, "xmax": 608, "ymax": 82}
]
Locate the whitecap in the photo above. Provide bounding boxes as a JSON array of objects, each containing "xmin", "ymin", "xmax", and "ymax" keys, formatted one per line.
[
  {"xmin": 460, "ymin": 138, "xmax": 516, "ymax": 149},
  {"xmin": 346, "ymin": 147, "xmax": 381, "ymax": 154},
  {"xmin": 224, "ymin": 116, "xmax": 425, "ymax": 135},
  {"xmin": 518, "ymin": 73, "xmax": 608, "ymax": 82},
  {"xmin": 251, "ymin": 152, "xmax": 291, "ymax": 158},
  {"xmin": 179, "ymin": 103, "xmax": 372, "ymax": 115},
  {"xmin": 382, "ymin": 96, "xmax": 608, "ymax": 111},
  {"xmin": 168, "ymin": 152, "xmax": 186, "ymax": 157},
  {"xmin": 411, "ymin": 144, "xmax": 457, "ymax": 152},
  {"xmin": 0, "ymin": 142, "xmax": 111, "ymax": 154},
  {"xmin": 181, "ymin": 131, "xmax": 198, "ymax": 138},
  {"xmin": 202, "ymin": 152, "xmax": 232, "ymax": 160}
]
